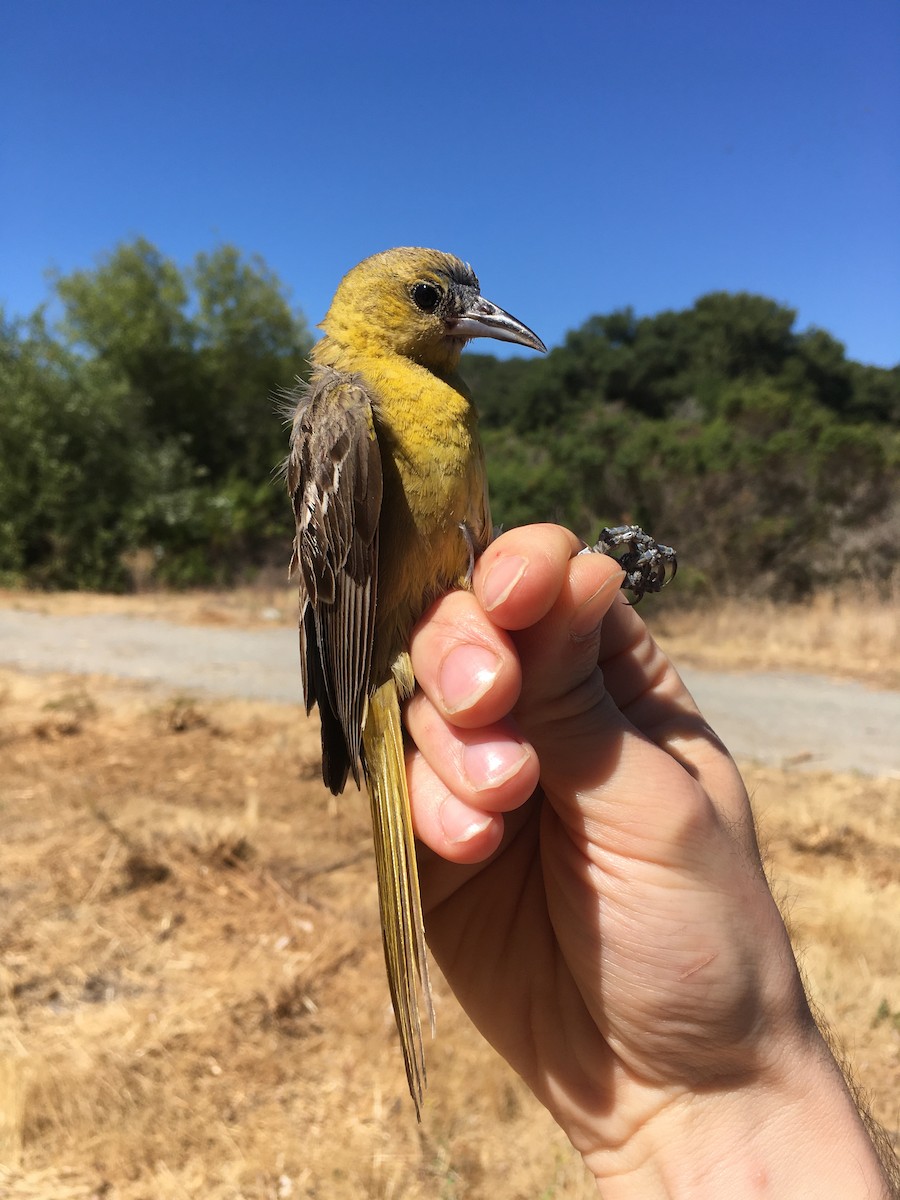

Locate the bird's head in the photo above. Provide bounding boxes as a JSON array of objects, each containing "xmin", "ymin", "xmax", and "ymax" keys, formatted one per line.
[{"xmin": 316, "ymin": 247, "xmax": 546, "ymax": 377}]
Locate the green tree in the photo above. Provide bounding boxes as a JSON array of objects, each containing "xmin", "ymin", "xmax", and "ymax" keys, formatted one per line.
[
  {"xmin": 845, "ymin": 362, "xmax": 900, "ymax": 424},
  {"xmin": 191, "ymin": 244, "xmax": 312, "ymax": 481},
  {"xmin": 54, "ymin": 238, "xmax": 199, "ymax": 447},
  {"xmin": 53, "ymin": 238, "xmax": 312, "ymax": 481},
  {"xmin": 0, "ymin": 313, "xmax": 145, "ymax": 588},
  {"xmin": 1, "ymin": 239, "xmax": 313, "ymax": 588}
]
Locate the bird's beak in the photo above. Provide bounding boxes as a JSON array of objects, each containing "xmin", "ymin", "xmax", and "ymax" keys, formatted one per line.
[{"xmin": 447, "ymin": 297, "xmax": 547, "ymax": 352}]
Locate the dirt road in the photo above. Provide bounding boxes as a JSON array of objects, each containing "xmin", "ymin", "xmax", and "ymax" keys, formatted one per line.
[{"xmin": 0, "ymin": 607, "xmax": 897, "ymax": 776}]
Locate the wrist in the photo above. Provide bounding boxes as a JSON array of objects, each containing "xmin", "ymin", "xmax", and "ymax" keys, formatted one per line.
[{"xmin": 582, "ymin": 1029, "xmax": 893, "ymax": 1199}]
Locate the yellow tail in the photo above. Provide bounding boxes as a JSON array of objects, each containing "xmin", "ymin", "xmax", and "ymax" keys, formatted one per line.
[{"xmin": 362, "ymin": 675, "xmax": 433, "ymax": 1117}]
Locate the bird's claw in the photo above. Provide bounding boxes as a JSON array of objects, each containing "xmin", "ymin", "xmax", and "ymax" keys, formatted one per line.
[{"xmin": 579, "ymin": 524, "xmax": 677, "ymax": 601}]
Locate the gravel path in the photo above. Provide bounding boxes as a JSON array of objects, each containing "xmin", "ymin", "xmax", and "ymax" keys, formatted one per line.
[{"xmin": 0, "ymin": 608, "xmax": 897, "ymax": 777}]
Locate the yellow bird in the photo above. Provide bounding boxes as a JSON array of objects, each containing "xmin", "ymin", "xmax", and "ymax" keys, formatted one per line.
[{"xmin": 286, "ymin": 248, "xmax": 545, "ymax": 1114}]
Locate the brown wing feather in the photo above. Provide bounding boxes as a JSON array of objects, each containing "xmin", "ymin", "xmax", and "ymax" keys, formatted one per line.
[{"xmin": 286, "ymin": 367, "xmax": 382, "ymax": 793}]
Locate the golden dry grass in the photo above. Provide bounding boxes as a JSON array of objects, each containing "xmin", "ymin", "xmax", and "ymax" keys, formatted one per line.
[
  {"xmin": 653, "ymin": 578, "xmax": 900, "ymax": 688},
  {"xmin": 0, "ymin": 661, "xmax": 898, "ymax": 1199},
  {"xmin": 0, "ymin": 581, "xmax": 298, "ymax": 632},
  {"xmin": 0, "ymin": 671, "xmax": 596, "ymax": 1199}
]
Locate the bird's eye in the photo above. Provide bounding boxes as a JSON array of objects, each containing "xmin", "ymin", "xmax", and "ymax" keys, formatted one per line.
[{"xmin": 411, "ymin": 282, "xmax": 441, "ymax": 313}]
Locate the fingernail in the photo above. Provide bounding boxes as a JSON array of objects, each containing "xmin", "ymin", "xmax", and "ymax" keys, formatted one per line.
[
  {"xmin": 483, "ymin": 555, "xmax": 528, "ymax": 611},
  {"xmin": 439, "ymin": 645, "xmax": 501, "ymax": 714},
  {"xmin": 462, "ymin": 739, "xmax": 530, "ymax": 792},
  {"xmin": 440, "ymin": 799, "xmax": 493, "ymax": 845},
  {"xmin": 569, "ymin": 570, "xmax": 625, "ymax": 640}
]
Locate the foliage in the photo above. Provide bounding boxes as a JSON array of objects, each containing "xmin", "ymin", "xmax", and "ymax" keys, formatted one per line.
[
  {"xmin": 471, "ymin": 292, "xmax": 899, "ymax": 598},
  {"xmin": 1, "ymin": 248, "xmax": 897, "ymax": 595},
  {"xmin": 53, "ymin": 239, "xmax": 311, "ymax": 483},
  {"xmin": 0, "ymin": 313, "xmax": 142, "ymax": 588},
  {"xmin": 1, "ymin": 240, "xmax": 311, "ymax": 588}
]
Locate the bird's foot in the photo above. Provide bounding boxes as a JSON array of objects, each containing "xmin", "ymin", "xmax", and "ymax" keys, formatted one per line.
[{"xmin": 579, "ymin": 524, "xmax": 677, "ymax": 601}]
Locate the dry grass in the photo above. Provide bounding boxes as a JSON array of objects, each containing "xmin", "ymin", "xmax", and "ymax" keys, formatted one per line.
[
  {"xmin": 0, "ymin": 664, "xmax": 898, "ymax": 1198},
  {"xmin": 653, "ymin": 578, "xmax": 900, "ymax": 688},
  {"xmin": 0, "ymin": 581, "xmax": 297, "ymax": 632},
  {"xmin": 0, "ymin": 671, "xmax": 595, "ymax": 1199}
]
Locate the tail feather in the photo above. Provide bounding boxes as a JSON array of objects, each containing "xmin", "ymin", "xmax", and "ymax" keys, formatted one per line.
[{"xmin": 362, "ymin": 678, "xmax": 433, "ymax": 1117}]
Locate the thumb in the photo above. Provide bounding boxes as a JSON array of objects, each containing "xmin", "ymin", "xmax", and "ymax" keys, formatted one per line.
[{"xmin": 481, "ymin": 541, "xmax": 737, "ymax": 866}]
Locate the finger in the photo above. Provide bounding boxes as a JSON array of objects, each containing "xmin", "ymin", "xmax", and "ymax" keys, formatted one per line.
[
  {"xmin": 409, "ymin": 524, "xmax": 594, "ymax": 729},
  {"xmin": 474, "ymin": 523, "xmax": 584, "ymax": 630},
  {"xmin": 494, "ymin": 546, "xmax": 671, "ymax": 790},
  {"xmin": 509, "ymin": 549, "xmax": 626, "ymax": 715},
  {"xmin": 405, "ymin": 740, "xmax": 506, "ymax": 865},
  {"xmin": 408, "ymin": 589, "xmax": 521, "ymax": 730},
  {"xmin": 405, "ymin": 689, "xmax": 539, "ymax": 812}
]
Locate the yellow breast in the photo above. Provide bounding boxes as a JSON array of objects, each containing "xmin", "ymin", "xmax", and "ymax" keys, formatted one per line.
[{"xmin": 361, "ymin": 352, "xmax": 490, "ymax": 674}]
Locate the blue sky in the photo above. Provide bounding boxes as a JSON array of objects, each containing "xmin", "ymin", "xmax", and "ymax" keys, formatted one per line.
[{"xmin": 2, "ymin": 0, "xmax": 898, "ymax": 367}]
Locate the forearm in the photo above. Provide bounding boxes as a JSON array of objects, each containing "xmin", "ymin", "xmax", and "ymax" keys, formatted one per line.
[{"xmin": 583, "ymin": 1031, "xmax": 897, "ymax": 1199}]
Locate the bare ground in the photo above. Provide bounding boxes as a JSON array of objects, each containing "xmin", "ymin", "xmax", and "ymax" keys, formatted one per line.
[
  {"xmin": 1, "ymin": 603, "xmax": 898, "ymax": 777},
  {"xmin": 0, "ymin": 667, "xmax": 897, "ymax": 1199},
  {"xmin": 0, "ymin": 586, "xmax": 898, "ymax": 1197}
]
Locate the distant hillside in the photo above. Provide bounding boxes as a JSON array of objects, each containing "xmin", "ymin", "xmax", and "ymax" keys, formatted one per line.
[{"xmin": 464, "ymin": 293, "xmax": 899, "ymax": 597}]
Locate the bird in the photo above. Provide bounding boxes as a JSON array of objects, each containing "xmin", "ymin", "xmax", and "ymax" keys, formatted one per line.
[{"xmin": 285, "ymin": 247, "xmax": 545, "ymax": 1114}]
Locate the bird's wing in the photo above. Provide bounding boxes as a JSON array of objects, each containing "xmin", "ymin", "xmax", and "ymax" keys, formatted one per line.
[
  {"xmin": 470, "ymin": 439, "xmax": 493, "ymax": 556},
  {"xmin": 287, "ymin": 367, "xmax": 383, "ymax": 792}
]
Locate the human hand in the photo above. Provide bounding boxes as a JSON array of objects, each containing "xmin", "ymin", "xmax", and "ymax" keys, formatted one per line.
[{"xmin": 405, "ymin": 524, "xmax": 893, "ymax": 1196}]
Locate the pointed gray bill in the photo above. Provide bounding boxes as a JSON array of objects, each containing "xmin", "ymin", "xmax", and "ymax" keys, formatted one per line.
[{"xmin": 447, "ymin": 297, "xmax": 547, "ymax": 352}]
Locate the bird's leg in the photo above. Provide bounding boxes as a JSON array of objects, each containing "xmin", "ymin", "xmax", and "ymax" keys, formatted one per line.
[
  {"xmin": 579, "ymin": 524, "xmax": 677, "ymax": 601},
  {"xmin": 459, "ymin": 522, "xmax": 477, "ymax": 587}
]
